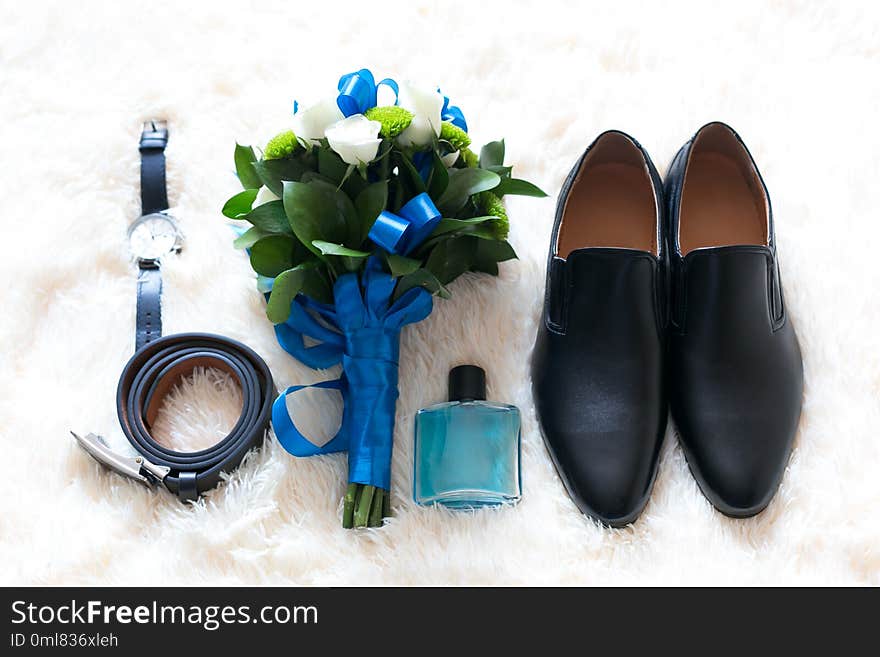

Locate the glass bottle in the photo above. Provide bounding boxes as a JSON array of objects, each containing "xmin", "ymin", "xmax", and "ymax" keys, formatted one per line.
[{"xmin": 413, "ymin": 365, "xmax": 522, "ymax": 508}]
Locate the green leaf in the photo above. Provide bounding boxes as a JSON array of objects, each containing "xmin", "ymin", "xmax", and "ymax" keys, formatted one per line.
[
  {"xmin": 427, "ymin": 150, "xmax": 450, "ymax": 199},
  {"xmin": 384, "ymin": 253, "xmax": 421, "ymax": 277},
  {"xmin": 488, "ymin": 165, "xmax": 513, "ymax": 177},
  {"xmin": 298, "ymin": 265, "xmax": 333, "ymax": 304},
  {"xmin": 265, "ymin": 266, "xmax": 306, "ymax": 323},
  {"xmin": 312, "ymin": 241, "xmax": 370, "ymax": 273},
  {"xmin": 355, "ymin": 182, "xmax": 388, "ymax": 242},
  {"xmin": 241, "ymin": 200, "xmax": 293, "ymax": 235},
  {"xmin": 300, "ymin": 171, "xmax": 337, "ymax": 186},
  {"xmin": 311, "ymin": 241, "xmax": 370, "ymax": 258},
  {"xmin": 397, "ymin": 151, "xmax": 426, "ymax": 195},
  {"xmin": 234, "ymin": 144, "xmax": 262, "ymax": 190},
  {"xmin": 254, "ymin": 158, "xmax": 308, "ymax": 195},
  {"xmin": 479, "ymin": 140, "xmax": 505, "ymax": 170},
  {"xmin": 437, "ymin": 168, "xmax": 500, "ymax": 213},
  {"xmin": 425, "ymin": 235, "xmax": 478, "ymax": 284},
  {"xmin": 470, "ymin": 256, "xmax": 498, "ymax": 275},
  {"xmin": 250, "ymin": 235, "xmax": 300, "ymax": 277},
  {"xmin": 309, "ymin": 179, "xmax": 361, "ymax": 247},
  {"xmin": 266, "ymin": 264, "xmax": 333, "ymax": 322},
  {"xmin": 282, "ymin": 181, "xmax": 348, "ymax": 257},
  {"xmin": 390, "ymin": 178, "xmax": 406, "ymax": 213},
  {"xmin": 233, "ymin": 226, "xmax": 265, "ymax": 249},
  {"xmin": 222, "ymin": 189, "xmax": 259, "ymax": 218},
  {"xmin": 412, "ymin": 217, "xmax": 498, "ymax": 255},
  {"xmin": 470, "ymin": 239, "xmax": 518, "ymax": 275},
  {"xmin": 394, "ymin": 268, "xmax": 450, "ymax": 301},
  {"xmin": 477, "ymin": 239, "xmax": 518, "ymax": 262},
  {"xmin": 429, "ymin": 216, "xmax": 494, "ymax": 238},
  {"xmin": 495, "ymin": 177, "xmax": 548, "ymax": 198},
  {"xmin": 458, "ymin": 225, "xmax": 503, "ymax": 241},
  {"xmin": 317, "ymin": 147, "xmax": 350, "ymax": 184}
]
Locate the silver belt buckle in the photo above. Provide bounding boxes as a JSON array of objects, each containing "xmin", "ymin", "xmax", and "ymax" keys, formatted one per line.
[{"xmin": 71, "ymin": 431, "xmax": 170, "ymax": 486}]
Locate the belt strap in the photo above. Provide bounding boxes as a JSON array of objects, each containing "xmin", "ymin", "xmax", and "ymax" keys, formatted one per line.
[{"xmin": 116, "ymin": 333, "xmax": 275, "ymax": 501}]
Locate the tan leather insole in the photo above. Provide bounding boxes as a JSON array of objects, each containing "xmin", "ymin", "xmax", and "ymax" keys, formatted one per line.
[
  {"xmin": 679, "ymin": 151, "xmax": 767, "ymax": 254},
  {"xmin": 557, "ymin": 162, "xmax": 656, "ymax": 257}
]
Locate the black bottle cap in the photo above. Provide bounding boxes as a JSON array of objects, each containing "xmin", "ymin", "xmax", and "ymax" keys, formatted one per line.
[{"xmin": 448, "ymin": 365, "xmax": 486, "ymax": 402}]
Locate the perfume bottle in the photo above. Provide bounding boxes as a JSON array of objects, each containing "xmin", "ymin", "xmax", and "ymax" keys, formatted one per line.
[{"xmin": 413, "ymin": 365, "xmax": 522, "ymax": 508}]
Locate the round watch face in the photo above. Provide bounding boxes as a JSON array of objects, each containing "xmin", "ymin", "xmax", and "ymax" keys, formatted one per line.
[{"xmin": 128, "ymin": 213, "xmax": 181, "ymax": 260}]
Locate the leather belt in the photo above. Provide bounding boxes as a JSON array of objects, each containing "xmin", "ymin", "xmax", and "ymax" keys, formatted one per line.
[{"xmin": 74, "ymin": 333, "xmax": 275, "ymax": 501}]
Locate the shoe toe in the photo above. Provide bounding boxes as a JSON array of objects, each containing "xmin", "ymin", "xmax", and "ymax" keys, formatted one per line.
[
  {"xmin": 542, "ymin": 423, "xmax": 661, "ymax": 527},
  {"xmin": 681, "ymin": 418, "xmax": 794, "ymax": 517}
]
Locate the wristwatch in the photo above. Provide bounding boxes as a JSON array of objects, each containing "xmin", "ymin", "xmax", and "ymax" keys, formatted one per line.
[{"xmin": 128, "ymin": 120, "xmax": 183, "ymax": 351}]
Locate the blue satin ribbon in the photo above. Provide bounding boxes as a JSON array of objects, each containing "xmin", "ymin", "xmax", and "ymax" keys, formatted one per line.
[
  {"xmin": 440, "ymin": 92, "xmax": 468, "ymax": 132},
  {"xmin": 412, "ymin": 151, "xmax": 432, "ymax": 183},
  {"xmin": 367, "ymin": 192, "xmax": 441, "ymax": 256},
  {"xmin": 337, "ymin": 69, "xmax": 399, "ymax": 117},
  {"xmin": 271, "ymin": 260, "xmax": 433, "ymax": 490}
]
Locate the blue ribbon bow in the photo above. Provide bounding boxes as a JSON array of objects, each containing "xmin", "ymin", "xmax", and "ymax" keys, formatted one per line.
[
  {"xmin": 337, "ymin": 69, "xmax": 399, "ymax": 117},
  {"xmin": 367, "ymin": 192, "xmax": 441, "ymax": 256},
  {"xmin": 271, "ymin": 260, "xmax": 433, "ymax": 490},
  {"xmin": 440, "ymin": 92, "xmax": 468, "ymax": 132}
]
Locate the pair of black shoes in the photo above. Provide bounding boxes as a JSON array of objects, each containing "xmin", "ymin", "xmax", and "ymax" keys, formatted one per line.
[{"xmin": 531, "ymin": 122, "xmax": 804, "ymax": 527}]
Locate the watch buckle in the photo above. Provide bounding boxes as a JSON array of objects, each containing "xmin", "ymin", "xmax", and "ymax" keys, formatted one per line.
[
  {"xmin": 140, "ymin": 119, "xmax": 168, "ymax": 149},
  {"xmin": 137, "ymin": 257, "xmax": 161, "ymax": 269},
  {"xmin": 71, "ymin": 431, "xmax": 170, "ymax": 486}
]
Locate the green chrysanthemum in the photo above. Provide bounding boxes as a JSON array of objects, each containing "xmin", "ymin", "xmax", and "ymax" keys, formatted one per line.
[
  {"xmin": 439, "ymin": 121, "xmax": 471, "ymax": 150},
  {"xmin": 364, "ymin": 105, "xmax": 414, "ymax": 138},
  {"xmin": 461, "ymin": 147, "xmax": 479, "ymax": 168},
  {"xmin": 264, "ymin": 130, "xmax": 299, "ymax": 160},
  {"xmin": 479, "ymin": 191, "xmax": 509, "ymax": 240}
]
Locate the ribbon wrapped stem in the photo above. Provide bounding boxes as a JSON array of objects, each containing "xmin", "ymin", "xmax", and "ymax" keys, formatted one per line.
[
  {"xmin": 340, "ymin": 328, "xmax": 399, "ymax": 528},
  {"xmin": 271, "ymin": 264, "xmax": 433, "ymax": 528}
]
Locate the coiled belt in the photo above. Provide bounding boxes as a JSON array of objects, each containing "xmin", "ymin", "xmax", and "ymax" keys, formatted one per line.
[{"xmin": 74, "ymin": 333, "xmax": 274, "ymax": 501}]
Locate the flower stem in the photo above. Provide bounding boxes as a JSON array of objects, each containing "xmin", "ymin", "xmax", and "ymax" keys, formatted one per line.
[
  {"xmin": 368, "ymin": 488, "xmax": 384, "ymax": 527},
  {"xmin": 337, "ymin": 164, "xmax": 356, "ymax": 192},
  {"xmin": 343, "ymin": 484, "xmax": 391, "ymax": 528},
  {"xmin": 342, "ymin": 483, "xmax": 357, "ymax": 529},
  {"xmin": 354, "ymin": 484, "xmax": 375, "ymax": 528}
]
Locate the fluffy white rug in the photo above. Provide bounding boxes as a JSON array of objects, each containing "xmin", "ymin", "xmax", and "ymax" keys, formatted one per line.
[{"xmin": 1, "ymin": 0, "xmax": 878, "ymax": 586}]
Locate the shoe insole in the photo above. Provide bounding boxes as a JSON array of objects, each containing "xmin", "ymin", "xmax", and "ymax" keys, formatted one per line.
[
  {"xmin": 557, "ymin": 162, "xmax": 657, "ymax": 257},
  {"xmin": 679, "ymin": 151, "xmax": 767, "ymax": 254}
]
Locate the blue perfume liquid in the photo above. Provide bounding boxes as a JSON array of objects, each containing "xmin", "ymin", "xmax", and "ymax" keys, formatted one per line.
[{"xmin": 414, "ymin": 400, "xmax": 522, "ymax": 508}]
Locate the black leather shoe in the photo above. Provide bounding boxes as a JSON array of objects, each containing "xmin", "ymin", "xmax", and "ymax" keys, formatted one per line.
[
  {"xmin": 531, "ymin": 131, "xmax": 667, "ymax": 527},
  {"xmin": 665, "ymin": 122, "xmax": 804, "ymax": 517}
]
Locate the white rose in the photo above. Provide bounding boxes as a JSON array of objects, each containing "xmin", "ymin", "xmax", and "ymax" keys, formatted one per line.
[
  {"xmin": 291, "ymin": 97, "xmax": 344, "ymax": 144},
  {"xmin": 252, "ymin": 185, "xmax": 280, "ymax": 209},
  {"xmin": 325, "ymin": 115, "xmax": 382, "ymax": 166},
  {"xmin": 396, "ymin": 81, "xmax": 443, "ymax": 147}
]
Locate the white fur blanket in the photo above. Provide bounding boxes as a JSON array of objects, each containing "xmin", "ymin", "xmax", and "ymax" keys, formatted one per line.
[{"xmin": 1, "ymin": 0, "xmax": 877, "ymax": 585}]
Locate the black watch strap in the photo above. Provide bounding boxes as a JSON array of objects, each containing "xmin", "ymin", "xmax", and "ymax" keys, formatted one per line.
[
  {"xmin": 139, "ymin": 120, "xmax": 169, "ymax": 215},
  {"xmin": 136, "ymin": 264, "xmax": 162, "ymax": 351},
  {"xmin": 136, "ymin": 120, "xmax": 170, "ymax": 351}
]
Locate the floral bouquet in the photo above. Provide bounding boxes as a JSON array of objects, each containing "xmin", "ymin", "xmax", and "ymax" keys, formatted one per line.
[{"xmin": 223, "ymin": 69, "xmax": 545, "ymax": 528}]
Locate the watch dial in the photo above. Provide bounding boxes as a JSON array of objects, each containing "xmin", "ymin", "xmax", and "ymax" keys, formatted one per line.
[{"xmin": 129, "ymin": 215, "xmax": 179, "ymax": 259}]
